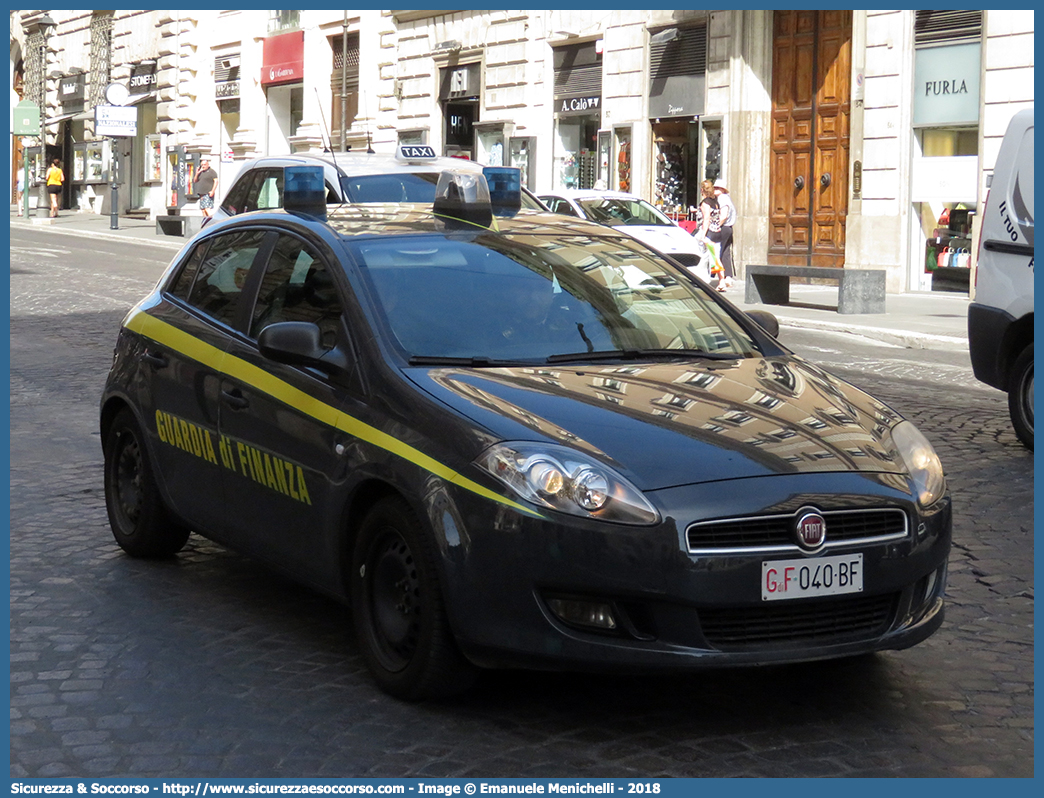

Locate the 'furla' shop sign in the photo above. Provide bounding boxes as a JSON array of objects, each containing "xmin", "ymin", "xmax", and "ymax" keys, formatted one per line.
[{"xmin": 913, "ymin": 42, "xmax": 980, "ymax": 127}]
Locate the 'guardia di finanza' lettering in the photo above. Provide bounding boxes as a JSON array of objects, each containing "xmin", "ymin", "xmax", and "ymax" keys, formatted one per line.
[{"xmin": 155, "ymin": 409, "xmax": 311, "ymax": 505}]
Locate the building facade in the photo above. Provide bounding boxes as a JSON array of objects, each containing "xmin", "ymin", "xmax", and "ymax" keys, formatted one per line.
[{"xmin": 10, "ymin": 8, "xmax": 1035, "ymax": 296}]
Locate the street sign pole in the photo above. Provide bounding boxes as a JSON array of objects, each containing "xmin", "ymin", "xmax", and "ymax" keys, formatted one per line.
[
  {"xmin": 23, "ymin": 155, "xmax": 30, "ymax": 218},
  {"xmin": 110, "ymin": 138, "xmax": 119, "ymax": 230},
  {"xmin": 96, "ymin": 87, "xmax": 137, "ymax": 230}
]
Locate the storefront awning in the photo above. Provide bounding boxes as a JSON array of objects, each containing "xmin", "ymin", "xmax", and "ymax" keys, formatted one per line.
[
  {"xmin": 45, "ymin": 110, "xmax": 92, "ymax": 125},
  {"xmin": 126, "ymin": 91, "xmax": 158, "ymax": 105}
]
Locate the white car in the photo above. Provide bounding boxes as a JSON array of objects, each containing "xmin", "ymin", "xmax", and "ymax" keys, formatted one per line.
[
  {"xmin": 968, "ymin": 107, "xmax": 1034, "ymax": 449},
  {"xmin": 208, "ymin": 146, "xmax": 547, "ymax": 226},
  {"xmin": 539, "ymin": 189, "xmax": 709, "ymax": 280}
]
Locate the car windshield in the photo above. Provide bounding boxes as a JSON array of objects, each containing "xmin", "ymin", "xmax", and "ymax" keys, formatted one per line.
[
  {"xmin": 348, "ymin": 233, "xmax": 758, "ymax": 363},
  {"xmin": 577, "ymin": 197, "xmax": 673, "ymax": 227},
  {"xmin": 340, "ymin": 173, "xmax": 545, "ymax": 209},
  {"xmin": 340, "ymin": 173, "xmax": 442, "ymax": 203}
]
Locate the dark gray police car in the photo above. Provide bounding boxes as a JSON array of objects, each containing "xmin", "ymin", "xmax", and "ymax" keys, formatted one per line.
[{"xmin": 101, "ymin": 166, "xmax": 951, "ymax": 700}]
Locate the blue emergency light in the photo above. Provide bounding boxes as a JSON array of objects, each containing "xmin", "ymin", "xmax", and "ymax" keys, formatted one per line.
[
  {"xmin": 482, "ymin": 166, "xmax": 522, "ymax": 217},
  {"xmin": 283, "ymin": 166, "xmax": 327, "ymax": 221},
  {"xmin": 432, "ymin": 171, "xmax": 493, "ymax": 229}
]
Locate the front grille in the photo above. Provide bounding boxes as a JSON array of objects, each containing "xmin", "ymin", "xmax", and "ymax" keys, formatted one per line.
[
  {"xmin": 668, "ymin": 252, "xmax": 702, "ymax": 268},
  {"xmin": 699, "ymin": 592, "xmax": 898, "ymax": 650},
  {"xmin": 687, "ymin": 507, "xmax": 908, "ymax": 554}
]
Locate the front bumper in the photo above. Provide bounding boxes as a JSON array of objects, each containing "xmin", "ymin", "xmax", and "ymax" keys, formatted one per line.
[
  {"xmin": 967, "ymin": 302, "xmax": 1016, "ymax": 390},
  {"xmin": 432, "ymin": 471, "xmax": 951, "ymax": 671}
]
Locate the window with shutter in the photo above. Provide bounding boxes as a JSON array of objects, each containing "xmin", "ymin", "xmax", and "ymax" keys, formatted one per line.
[
  {"xmin": 330, "ymin": 33, "xmax": 361, "ymax": 139},
  {"xmin": 914, "ymin": 10, "xmax": 982, "ymax": 48}
]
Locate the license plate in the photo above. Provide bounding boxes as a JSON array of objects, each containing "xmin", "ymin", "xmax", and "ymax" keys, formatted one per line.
[{"xmin": 762, "ymin": 553, "xmax": 863, "ymax": 601}]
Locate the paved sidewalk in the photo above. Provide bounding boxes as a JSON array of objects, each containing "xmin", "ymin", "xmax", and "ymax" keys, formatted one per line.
[
  {"xmin": 11, "ymin": 205, "xmax": 187, "ymax": 251},
  {"xmin": 731, "ymin": 280, "xmax": 971, "ymax": 351},
  {"xmin": 10, "ymin": 207, "xmax": 971, "ymax": 351}
]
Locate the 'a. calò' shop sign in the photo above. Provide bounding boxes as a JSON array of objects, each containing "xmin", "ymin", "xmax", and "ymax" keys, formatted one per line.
[{"xmin": 913, "ymin": 42, "xmax": 981, "ymax": 127}]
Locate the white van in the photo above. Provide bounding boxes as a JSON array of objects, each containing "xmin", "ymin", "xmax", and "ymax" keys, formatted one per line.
[{"xmin": 968, "ymin": 107, "xmax": 1034, "ymax": 449}]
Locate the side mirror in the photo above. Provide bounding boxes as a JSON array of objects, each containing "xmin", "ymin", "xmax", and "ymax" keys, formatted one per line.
[
  {"xmin": 745, "ymin": 310, "xmax": 780, "ymax": 339},
  {"xmin": 257, "ymin": 321, "xmax": 341, "ymax": 370}
]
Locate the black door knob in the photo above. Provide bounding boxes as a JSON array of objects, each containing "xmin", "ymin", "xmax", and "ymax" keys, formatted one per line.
[
  {"xmin": 820, "ymin": 172, "xmax": 832, "ymax": 188},
  {"xmin": 794, "ymin": 175, "xmax": 805, "ymax": 190}
]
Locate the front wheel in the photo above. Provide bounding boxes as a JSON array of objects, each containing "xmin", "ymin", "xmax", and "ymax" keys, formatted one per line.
[
  {"xmin": 103, "ymin": 408, "xmax": 190, "ymax": 557},
  {"xmin": 1008, "ymin": 343, "xmax": 1033, "ymax": 450},
  {"xmin": 351, "ymin": 497, "xmax": 476, "ymax": 700}
]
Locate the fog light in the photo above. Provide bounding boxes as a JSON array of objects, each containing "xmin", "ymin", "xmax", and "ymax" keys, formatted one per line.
[
  {"xmin": 547, "ymin": 597, "xmax": 617, "ymax": 630},
  {"xmin": 922, "ymin": 569, "xmax": 937, "ymax": 602}
]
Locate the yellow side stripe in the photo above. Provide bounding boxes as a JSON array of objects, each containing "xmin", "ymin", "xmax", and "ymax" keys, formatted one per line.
[{"xmin": 125, "ymin": 309, "xmax": 542, "ymax": 518}]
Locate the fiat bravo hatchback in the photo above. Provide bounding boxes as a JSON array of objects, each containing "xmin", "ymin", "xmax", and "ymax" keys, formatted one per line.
[{"xmin": 101, "ymin": 167, "xmax": 951, "ymax": 699}]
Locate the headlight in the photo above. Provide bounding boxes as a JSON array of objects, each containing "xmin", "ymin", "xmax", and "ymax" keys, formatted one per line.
[
  {"xmin": 890, "ymin": 421, "xmax": 946, "ymax": 507},
  {"xmin": 475, "ymin": 442, "xmax": 659, "ymax": 525}
]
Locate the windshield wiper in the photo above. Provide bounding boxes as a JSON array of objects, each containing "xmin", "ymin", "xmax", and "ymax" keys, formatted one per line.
[
  {"xmin": 546, "ymin": 349, "xmax": 741, "ymax": 364},
  {"xmin": 408, "ymin": 355, "xmax": 534, "ymax": 367}
]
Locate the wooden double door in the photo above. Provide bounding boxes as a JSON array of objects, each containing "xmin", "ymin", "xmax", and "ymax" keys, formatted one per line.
[{"xmin": 769, "ymin": 10, "xmax": 852, "ymax": 268}]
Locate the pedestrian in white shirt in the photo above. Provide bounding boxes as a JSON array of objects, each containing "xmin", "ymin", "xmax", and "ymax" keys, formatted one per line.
[{"xmin": 713, "ymin": 181, "xmax": 736, "ymax": 289}]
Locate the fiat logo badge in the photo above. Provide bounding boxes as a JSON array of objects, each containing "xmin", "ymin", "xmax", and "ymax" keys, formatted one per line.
[{"xmin": 794, "ymin": 509, "xmax": 827, "ymax": 552}]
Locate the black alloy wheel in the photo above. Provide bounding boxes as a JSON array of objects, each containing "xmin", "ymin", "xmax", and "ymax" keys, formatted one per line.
[
  {"xmin": 351, "ymin": 497, "xmax": 476, "ymax": 700},
  {"xmin": 1009, "ymin": 343, "xmax": 1034, "ymax": 450},
  {"xmin": 103, "ymin": 408, "xmax": 190, "ymax": 557}
]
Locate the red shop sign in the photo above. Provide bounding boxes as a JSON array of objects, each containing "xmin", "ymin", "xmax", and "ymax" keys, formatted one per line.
[{"xmin": 261, "ymin": 30, "xmax": 304, "ymax": 86}]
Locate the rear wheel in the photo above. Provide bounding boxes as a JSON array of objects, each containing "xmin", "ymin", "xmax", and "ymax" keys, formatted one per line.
[
  {"xmin": 103, "ymin": 408, "xmax": 190, "ymax": 557},
  {"xmin": 1008, "ymin": 343, "xmax": 1034, "ymax": 450},
  {"xmin": 351, "ymin": 497, "xmax": 476, "ymax": 700}
]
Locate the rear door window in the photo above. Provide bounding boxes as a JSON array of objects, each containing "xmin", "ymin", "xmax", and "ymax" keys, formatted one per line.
[
  {"xmin": 244, "ymin": 169, "xmax": 284, "ymax": 212},
  {"xmin": 168, "ymin": 241, "xmax": 210, "ymax": 301},
  {"xmin": 186, "ymin": 230, "xmax": 269, "ymax": 327}
]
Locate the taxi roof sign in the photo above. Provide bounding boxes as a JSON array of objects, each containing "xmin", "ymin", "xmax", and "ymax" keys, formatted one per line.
[
  {"xmin": 283, "ymin": 166, "xmax": 327, "ymax": 221},
  {"xmin": 396, "ymin": 144, "xmax": 438, "ymax": 163}
]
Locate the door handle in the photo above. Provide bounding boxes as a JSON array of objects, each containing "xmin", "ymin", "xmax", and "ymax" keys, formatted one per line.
[
  {"xmin": 794, "ymin": 175, "xmax": 805, "ymax": 190},
  {"xmin": 820, "ymin": 172, "xmax": 832, "ymax": 188},
  {"xmin": 142, "ymin": 350, "xmax": 168, "ymax": 368},
  {"xmin": 220, "ymin": 388, "xmax": 250, "ymax": 410}
]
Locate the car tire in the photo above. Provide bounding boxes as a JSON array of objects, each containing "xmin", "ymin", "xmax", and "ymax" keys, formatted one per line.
[
  {"xmin": 1008, "ymin": 343, "xmax": 1034, "ymax": 450},
  {"xmin": 103, "ymin": 408, "xmax": 191, "ymax": 557},
  {"xmin": 351, "ymin": 497, "xmax": 476, "ymax": 700}
]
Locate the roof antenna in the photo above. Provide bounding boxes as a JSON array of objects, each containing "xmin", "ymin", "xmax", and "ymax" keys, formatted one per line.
[{"xmin": 313, "ymin": 88, "xmax": 333, "ymax": 153}]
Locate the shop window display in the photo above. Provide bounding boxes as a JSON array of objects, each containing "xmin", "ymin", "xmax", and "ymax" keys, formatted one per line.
[
  {"xmin": 915, "ymin": 127, "xmax": 978, "ymax": 293},
  {"xmin": 648, "ymin": 118, "xmax": 721, "ymax": 223},
  {"xmin": 145, "ymin": 134, "xmax": 162, "ymax": 183},
  {"xmin": 654, "ymin": 140, "xmax": 685, "ymax": 211},
  {"xmin": 83, "ymin": 143, "xmax": 105, "ymax": 183},
  {"xmin": 556, "ymin": 118, "xmax": 599, "ymax": 190},
  {"xmin": 923, "ymin": 203, "xmax": 975, "ymax": 291},
  {"xmin": 614, "ymin": 130, "xmax": 631, "ymax": 193}
]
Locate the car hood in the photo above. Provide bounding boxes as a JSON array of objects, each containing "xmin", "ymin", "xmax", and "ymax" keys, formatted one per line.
[
  {"xmin": 613, "ymin": 224, "xmax": 702, "ymax": 256},
  {"xmin": 406, "ymin": 357, "xmax": 909, "ymax": 491}
]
